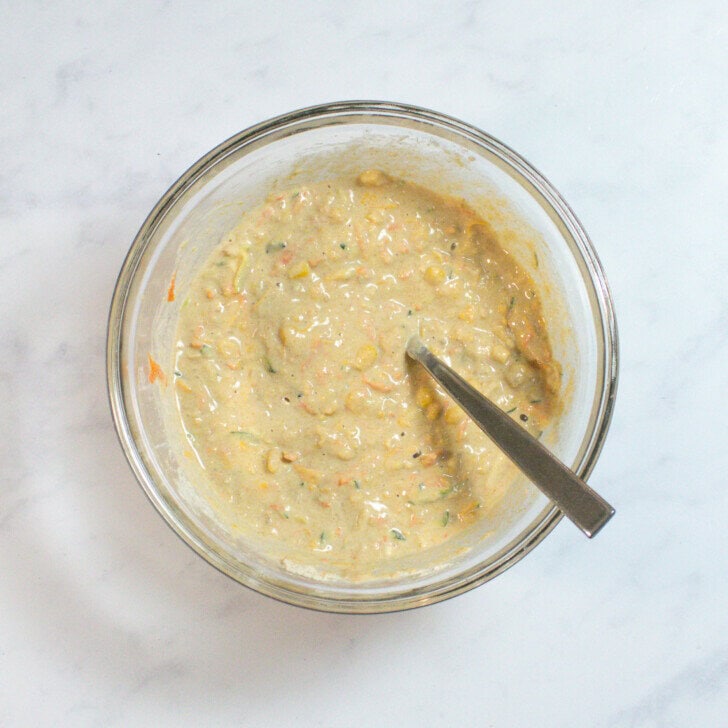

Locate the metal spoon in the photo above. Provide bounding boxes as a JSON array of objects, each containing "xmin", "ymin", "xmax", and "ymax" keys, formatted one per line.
[{"xmin": 406, "ymin": 336, "xmax": 614, "ymax": 537}]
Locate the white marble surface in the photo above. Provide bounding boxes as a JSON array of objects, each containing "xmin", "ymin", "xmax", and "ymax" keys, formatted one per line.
[{"xmin": 2, "ymin": 1, "xmax": 727, "ymax": 725}]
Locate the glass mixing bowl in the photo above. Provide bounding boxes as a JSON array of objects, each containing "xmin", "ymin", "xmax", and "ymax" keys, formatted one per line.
[{"xmin": 107, "ymin": 101, "xmax": 618, "ymax": 613}]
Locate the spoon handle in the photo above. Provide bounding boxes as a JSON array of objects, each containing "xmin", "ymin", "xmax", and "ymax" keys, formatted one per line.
[{"xmin": 406, "ymin": 337, "xmax": 614, "ymax": 538}]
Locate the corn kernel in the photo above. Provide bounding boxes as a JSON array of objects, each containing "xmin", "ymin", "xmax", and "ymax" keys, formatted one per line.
[
  {"xmin": 345, "ymin": 388, "xmax": 365, "ymax": 413},
  {"xmin": 265, "ymin": 448, "xmax": 281, "ymax": 474},
  {"xmin": 491, "ymin": 344, "xmax": 510, "ymax": 364},
  {"xmin": 358, "ymin": 169, "xmax": 388, "ymax": 187},
  {"xmin": 444, "ymin": 406, "xmax": 464, "ymax": 424},
  {"xmin": 458, "ymin": 305, "xmax": 475, "ymax": 323},
  {"xmin": 416, "ymin": 387, "xmax": 433, "ymax": 408},
  {"xmin": 288, "ymin": 261, "xmax": 310, "ymax": 279},
  {"xmin": 426, "ymin": 402, "xmax": 442, "ymax": 421},
  {"xmin": 354, "ymin": 344, "xmax": 379, "ymax": 371},
  {"xmin": 424, "ymin": 265, "xmax": 446, "ymax": 285},
  {"xmin": 329, "ymin": 266, "xmax": 357, "ymax": 281}
]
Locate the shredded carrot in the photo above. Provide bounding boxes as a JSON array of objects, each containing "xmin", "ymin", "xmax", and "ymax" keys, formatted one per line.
[
  {"xmin": 147, "ymin": 354, "xmax": 167, "ymax": 386},
  {"xmin": 300, "ymin": 400, "xmax": 318, "ymax": 415},
  {"xmin": 418, "ymin": 451, "xmax": 440, "ymax": 467},
  {"xmin": 362, "ymin": 375, "xmax": 393, "ymax": 393},
  {"xmin": 167, "ymin": 272, "xmax": 176, "ymax": 302}
]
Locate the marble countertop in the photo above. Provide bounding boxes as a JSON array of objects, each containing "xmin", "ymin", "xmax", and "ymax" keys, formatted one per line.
[{"xmin": 2, "ymin": 2, "xmax": 727, "ymax": 725}]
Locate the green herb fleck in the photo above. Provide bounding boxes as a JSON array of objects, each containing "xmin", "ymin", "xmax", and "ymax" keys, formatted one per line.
[
  {"xmin": 339, "ymin": 243, "xmax": 347, "ymax": 250},
  {"xmin": 173, "ymin": 369, "xmax": 182, "ymax": 378},
  {"xmin": 265, "ymin": 358, "xmax": 277, "ymax": 374},
  {"xmin": 353, "ymin": 479, "xmax": 361, "ymax": 490},
  {"xmin": 439, "ymin": 484, "xmax": 455, "ymax": 498},
  {"xmin": 319, "ymin": 531, "xmax": 326, "ymax": 543},
  {"xmin": 418, "ymin": 482, "xmax": 426, "ymax": 491},
  {"xmin": 530, "ymin": 399, "xmax": 542, "ymax": 404},
  {"xmin": 200, "ymin": 344, "xmax": 214, "ymax": 357},
  {"xmin": 292, "ymin": 191, "xmax": 300, "ymax": 198},
  {"xmin": 407, "ymin": 309, "xmax": 413, "ymax": 316},
  {"xmin": 534, "ymin": 251, "xmax": 539, "ymax": 268},
  {"xmin": 442, "ymin": 510, "xmax": 450, "ymax": 527},
  {"xmin": 508, "ymin": 296, "xmax": 516, "ymax": 312},
  {"xmin": 506, "ymin": 407, "xmax": 517, "ymax": 414},
  {"xmin": 229, "ymin": 430, "xmax": 259, "ymax": 443},
  {"xmin": 265, "ymin": 241, "xmax": 287, "ymax": 254},
  {"xmin": 390, "ymin": 528, "xmax": 406, "ymax": 541}
]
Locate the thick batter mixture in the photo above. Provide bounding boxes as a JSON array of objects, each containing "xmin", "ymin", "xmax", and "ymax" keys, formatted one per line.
[{"xmin": 173, "ymin": 170, "xmax": 560, "ymax": 576}]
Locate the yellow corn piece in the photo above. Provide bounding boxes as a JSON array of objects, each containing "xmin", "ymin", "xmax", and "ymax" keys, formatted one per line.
[
  {"xmin": 279, "ymin": 324, "xmax": 292, "ymax": 346},
  {"xmin": 458, "ymin": 305, "xmax": 475, "ymax": 323},
  {"xmin": 424, "ymin": 265, "xmax": 446, "ymax": 285},
  {"xmin": 265, "ymin": 448, "xmax": 281, "ymax": 474},
  {"xmin": 354, "ymin": 344, "xmax": 378, "ymax": 371},
  {"xmin": 416, "ymin": 387, "xmax": 433, "ymax": 408},
  {"xmin": 357, "ymin": 169, "xmax": 388, "ymax": 187},
  {"xmin": 328, "ymin": 266, "xmax": 357, "ymax": 281},
  {"xmin": 444, "ymin": 405, "xmax": 463, "ymax": 425},
  {"xmin": 288, "ymin": 261, "xmax": 310, "ymax": 279},
  {"xmin": 491, "ymin": 344, "xmax": 510, "ymax": 364},
  {"xmin": 345, "ymin": 389, "xmax": 365, "ymax": 413}
]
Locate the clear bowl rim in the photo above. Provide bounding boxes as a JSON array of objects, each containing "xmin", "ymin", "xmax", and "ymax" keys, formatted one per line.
[{"xmin": 107, "ymin": 100, "xmax": 619, "ymax": 613}]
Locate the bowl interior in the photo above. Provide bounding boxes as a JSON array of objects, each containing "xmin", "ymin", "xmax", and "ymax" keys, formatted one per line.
[{"xmin": 110, "ymin": 106, "xmax": 614, "ymax": 611}]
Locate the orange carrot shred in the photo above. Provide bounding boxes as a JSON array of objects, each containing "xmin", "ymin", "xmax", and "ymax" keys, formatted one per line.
[
  {"xmin": 167, "ymin": 272, "xmax": 176, "ymax": 302},
  {"xmin": 148, "ymin": 353, "xmax": 167, "ymax": 386}
]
